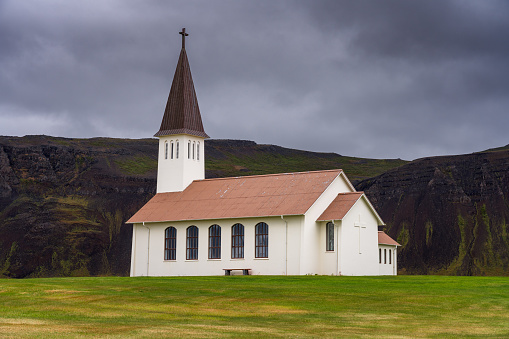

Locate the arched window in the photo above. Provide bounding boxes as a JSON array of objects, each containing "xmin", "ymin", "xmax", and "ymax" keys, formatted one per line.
[
  {"xmin": 197, "ymin": 142, "xmax": 200, "ymax": 161},
  {"xmin": 176, "ymin": 141, "xmax": 179, "ymax": 159},
  {"xmin": 326, "ymin": 222, "xmax": 334, "ymax": 251},
  {"xmin": 389, "ymin": 248, "xmax": 391, "ymax": 264},
  {"xmin": 188, "ymin": 141, "xmax": 191, "ymax": 159},
  {"xmin": 170, "ymin": 141, "xmax": 174, "ymax": 159},
  {"xmin": 186, "ymin": 226, "xmax": 198, "ymax": 260},
  {"xmin": 231, "ymin": 223, "xmax": 244, "ymax": 259},
  {"xmin": 384, "ymin": 249, "xmax": 387, "ymax": 264},
  {"xmin": 255, "ymin": 222, "xmax": 268, "ymax": 258},
  {"xmin": 208, "ymin": 224, "xmax": 221, "ymax": 259},
  {"xmin": 379, "ymin": 248, "xmax": 382, "ymax": 263},
  {"xmin": 164, "ymin": 141, "xmax": 168, "ymax": 160},
  {"xmin": 164, "ymin": 227, "xmax": 176, "ymax": 260},
  {"xmin": 193, "ymin": 141, "xmax": 196, "ymax": 159}
]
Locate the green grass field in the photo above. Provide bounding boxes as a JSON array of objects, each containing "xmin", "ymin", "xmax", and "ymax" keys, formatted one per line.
[{"xmin": 0, "ymin": 275, "xmax": 508, "ymax": 338}]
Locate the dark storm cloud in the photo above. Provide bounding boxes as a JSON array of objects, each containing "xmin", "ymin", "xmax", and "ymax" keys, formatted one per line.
[{"xmin": 0, "ymin": 0, "xmax": 508, "ymax": 160}]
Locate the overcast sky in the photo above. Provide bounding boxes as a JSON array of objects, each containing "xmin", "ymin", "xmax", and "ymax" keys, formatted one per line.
[{"xmin": 1, "ymin": 0, "xmax": 508, "ymax": 160}]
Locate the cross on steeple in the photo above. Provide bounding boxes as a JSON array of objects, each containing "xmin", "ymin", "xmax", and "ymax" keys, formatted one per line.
[{"xmin": 179, "ymin": 28, "xmax": 189, "ymax": 49}]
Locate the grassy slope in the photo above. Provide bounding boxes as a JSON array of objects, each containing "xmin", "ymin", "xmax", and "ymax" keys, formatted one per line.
[
  {"xmin": 0, "ymin": 276, "xmax": 508, "ymax": 338},
  {"xmin": 205, "ymin": 142, "xmax": 407, "ymax": 182}
]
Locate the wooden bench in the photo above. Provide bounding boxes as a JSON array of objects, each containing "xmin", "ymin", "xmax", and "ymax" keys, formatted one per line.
[{"xmin": 223, "ymin": 269, "xmax": 251, "ymax": 276}]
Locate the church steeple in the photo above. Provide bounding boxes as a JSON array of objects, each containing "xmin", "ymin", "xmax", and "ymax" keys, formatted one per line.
[
  {"xmin": 155, "ymin": 28, "xmax": 208, "ymax": 193},
  {"xmin": 155, "ymin": 28, "xmax": 209, "ymax": 139}
]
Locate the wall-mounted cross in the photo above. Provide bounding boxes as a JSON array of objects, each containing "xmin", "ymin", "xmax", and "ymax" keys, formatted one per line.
[
  {"xmin": 179, "ymin": 28, "xmax": 189, "ymax": 49},
  {"xmin": 354, "ymin": 215, "xmax": 366, "ymax": 254}
]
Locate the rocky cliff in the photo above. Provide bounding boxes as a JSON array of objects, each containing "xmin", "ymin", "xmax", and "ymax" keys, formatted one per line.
[
  {"xmin": 0, "ymin": 135, "xmax": 405, "ymax": 278},
  {"xmin": 0, "ymin": 136, "xmax": 157, "ymax": 278},
  {"xmin": 2, "ymin": 135, "xmax": 507, "ymax": 277},
  {"xmin": 357, "ymin": 150, "xmax": 509, "ymax": 275}
]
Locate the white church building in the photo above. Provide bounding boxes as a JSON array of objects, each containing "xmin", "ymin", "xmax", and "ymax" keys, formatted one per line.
[{"xmin": 128, "ymin": 29, "xmax": 400, "ymax": 277}]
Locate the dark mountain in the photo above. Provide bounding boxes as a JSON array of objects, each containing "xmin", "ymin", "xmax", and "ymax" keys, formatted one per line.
[
  {"xmin": 2, "ymin": 135, "xmax": 508, "ymax": 277},
  {"xmin": 357, "ymin": 150, "xmax": 509, "ymax": 276},
  {"xmin": 0, "ymin": 135, "xmax": 405, "ymax": 278}
]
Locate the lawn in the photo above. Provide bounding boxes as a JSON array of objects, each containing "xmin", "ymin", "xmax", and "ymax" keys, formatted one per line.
[{"xmin": 0, "ymin": 275, "xmax": 508, "ymax": 338}]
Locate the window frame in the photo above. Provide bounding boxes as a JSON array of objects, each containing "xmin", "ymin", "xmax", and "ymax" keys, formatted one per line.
[
  {"xmin": 255, "ymin": 222, "xmax": 269, "ymax": 258},
  {"xmin": 208, "ymin": 224, "xmax": 221, "ymax": 259},
  {"xmin": 164, "ymin": 141, "xmax": 168, "ymax": 160},
  {"xmin": 326, "ymin": 222, "xmax": 334, "ymax": 251},
  {"xmin": 164, "ymin": 227, "xmax": 176, "ymax": 261},
  {"xmin": 186, "ymin": 226, "xmax": 199, "ymax": 260},
  {"xmin": 231, "ymin": 223, "xmax": 244, "ymax": 259}
]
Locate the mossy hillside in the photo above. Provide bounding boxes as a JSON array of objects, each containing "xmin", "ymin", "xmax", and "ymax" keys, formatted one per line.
[
  {"xmin": 3, "ymin": 135, "xmax": 509, "ymax": 278},
  {"xmin": 359, "ymin": 149, "xmax": 509, "ymax": 276},
  {"xmin": 114, "ymin": 156, "xmax": 157, "ymax": 175},
  {"xmin": 0, "ymin": 194, "xmax": 131, "ymax": 278},
  {"xmin": 205, "ymin": 142, "xmax": 406, "ymax": 182}
]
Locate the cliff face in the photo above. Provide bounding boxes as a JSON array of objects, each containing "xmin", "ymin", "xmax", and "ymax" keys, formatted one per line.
[
  {"xmin": 2, "ymin": 135, "xmax": 508, "ymax": 277},
  {"xmin": 0, "ymin": 136, "xmax": 404, "ymax": 278},
  {"xmin": 0, "ymin": 136, "xmax": 157, "ymax": 278},
  {"xmin": 357, "ymin": 150, "xmax": 509, "ymax": 275}
]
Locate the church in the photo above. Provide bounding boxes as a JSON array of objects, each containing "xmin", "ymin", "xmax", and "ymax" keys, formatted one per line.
[{"xmin": 128, "ymin": 29, "xmax": 400, "ymax": 276}]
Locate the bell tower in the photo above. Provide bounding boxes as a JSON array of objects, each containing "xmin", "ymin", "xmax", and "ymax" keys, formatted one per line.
[{"xmin": 154, "ymin": 28, "xmax": 209, "ymax": 193}]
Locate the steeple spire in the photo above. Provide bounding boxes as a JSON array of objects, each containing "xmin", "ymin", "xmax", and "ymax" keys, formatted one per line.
[{"xmin": 155, "ymin": 28, "xmax": 209, "ymax": 138}]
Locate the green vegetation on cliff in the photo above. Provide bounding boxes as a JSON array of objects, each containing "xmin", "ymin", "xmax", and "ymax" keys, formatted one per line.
[
  {"xmin": 357, "ymin": 149, "xmax": 509, "ymax": 276},
  {"xmin": 1, "ymin": 135, "xmax": 509, "ymax": 277},
  {"xmin": 0, "ymin": 136, "xmax": 405, "ymax": 279}
]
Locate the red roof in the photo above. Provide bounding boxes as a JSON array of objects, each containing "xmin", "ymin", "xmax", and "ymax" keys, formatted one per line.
[
  {"xmin": 378, "ymin": 231, "xmax": 400, "ymax": 246},
  {"xmin": 127, "ymin": 170, "xmax": 343, "ymax": 223},
  {"xmin": 316, "ymin": 192, "xmax": 363, "ymax": 221},
  {"xmin": 155, "ymin": 47, "xmax": 208, "ymax": 139}
]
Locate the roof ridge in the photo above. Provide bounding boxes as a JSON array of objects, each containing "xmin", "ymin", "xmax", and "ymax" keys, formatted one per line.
[{"xmin": 194, "ymin": 169, "xmax": 343, "ymax": 183}]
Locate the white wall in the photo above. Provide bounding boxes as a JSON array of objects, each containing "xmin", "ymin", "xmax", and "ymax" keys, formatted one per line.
[
  {"xmin": 156, "ymin": 134, "xmax": 205, "ymax": 193},
  {"xmin": 300, "ymin": 172, "xmax": 354, "ymax": 275},
  {"xmin": 130, "ymin": 224, "xmax": 149, "ymax": 277},
  {"xmin": 339, "ymin": 198, "xmax": 380, "ymax": 276},
  {"xmin": 378, "ymin": 245, "xmax": 398, "ymax": 275},
  {"xmin": 130, "ymin": 215, "xmax": 302, "ymax": 277}
]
